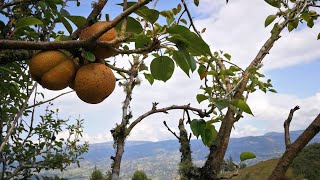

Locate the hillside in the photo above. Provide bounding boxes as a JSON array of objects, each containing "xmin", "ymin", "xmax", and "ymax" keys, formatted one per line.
[
  {"xmin": 232, "ymin": 158, "xmax": 301, "ymax": 180},
  {"xmin": 41, "ymin": 130, "xmax": 320, "ymax": 179}
]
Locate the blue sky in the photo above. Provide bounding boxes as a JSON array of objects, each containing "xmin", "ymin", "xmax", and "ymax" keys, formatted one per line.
[{"xmin": 2, "ymin": 0, "xmax": 320, "ymax": 143}]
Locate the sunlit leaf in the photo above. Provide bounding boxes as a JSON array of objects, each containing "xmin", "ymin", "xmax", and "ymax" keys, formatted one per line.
[
  {"xmin": 265, "ymin": 15, "xmax": 277, "ymax": 27},
  {"xmin": 240, "ymin": 152, "xmax": 256, "ymax": 161},
  {"xmin": 150, "ymin": 56, "xmax": 175, "ymax": 82},
  {"xmin": 16, "ymin": 17, "xmax": 43, "ymax": 28},
  {"xmin": 196, "ymin": 94, "xmax": 208, "ymax": 104},
  {"xmin": 230, "ymin": 99, "xmax": 253, "ymax": 115},
  {"xmin": 143, "ymin": 73, "xmax": 154, "ymax": 85},
  {"xmin": 190, "ymin": 119, "xmax": 206, "ymax": 138}
]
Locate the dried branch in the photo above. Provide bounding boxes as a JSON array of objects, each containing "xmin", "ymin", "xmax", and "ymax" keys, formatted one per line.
[
  {"xmin": 269, "ymin": 113, "xmax": 320, "ymax": 180},
  {"xmin": 126, "ymin": 104, "xmax": 208, "ymax": 135},
  {"xmin": 0, "ymin": 0, "xmax": 153, "ymax": 50},
  {"xmin": 26, "ymin": 90, "xmax": 74, "ymax": 109},
  {"xmin": 105, "ymin": 63, "xmax": 130, "ymax": 74},
  {"xmin": 284, "ymin": 105, "xmax": 300, "ymax": 148},
  {"xmin": 163, "ymin": 121, "xmax": 180, "ymax": 140}
]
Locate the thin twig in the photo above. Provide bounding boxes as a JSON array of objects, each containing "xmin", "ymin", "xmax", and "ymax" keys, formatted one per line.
[
  {"xmin": 0, "ymin": 83, "xmax": 37, "ymax": 153},
  {"xmin": 180, "ymin": 0, "xmax": 201, "ymax": 37},
  {"xmin": 163, "ymin": 121, "xmax": 180, "ymax": 140},
  {"xmin": 26, "ymin": 90, "xmax": 74, "ymax": 109}
]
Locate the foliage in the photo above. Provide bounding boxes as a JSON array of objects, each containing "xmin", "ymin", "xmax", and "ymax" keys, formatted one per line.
[
  {"xmin": 291, "ymin": 143, "xmax": 320, "ymax": 180},
  {"xmin": 90, "ymin": 166, "xmax": 107, "ymax": 180},
  {"xmin": 0, "ymin": 0, "xmax": 320, "ymax": 179},
  {"xmin": 233, "ymin": 159, "xmax": 299, "ymax": 180},
  {"xmin": 41, "ymin": 175, "xmax": 68, "ymax": 180},
  {"xmin": 132, "ymin": 170, "xmax": 150, "ymax": 180},
  {"xmin": 0, "ymin": 0, "xmax": 89, "ymax": 178}
]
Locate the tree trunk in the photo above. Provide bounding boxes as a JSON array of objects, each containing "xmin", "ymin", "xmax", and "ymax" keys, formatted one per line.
[
  {"xmin": 201, "ymin": 109, "xmax": 235, "ymax": 179},
  {"xmin": 269, "ymin": 114, "xmax": 320, "ymax": 180},
  {"xmin": 111, "ymin": 138, "xmax": 125, "ymax": 180}
]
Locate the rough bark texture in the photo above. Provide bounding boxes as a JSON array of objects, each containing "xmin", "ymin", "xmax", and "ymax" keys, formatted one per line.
[
  {"xmin": 284, "ymin": 106, "xmax": 300, "ymax": 148},
  {"xmin": 178, "ymin": 118, "xmax": 200, "ymax": 179},
  {"xmin": 111, "ymin": 137, "xmax": 125, "ymax": 180},
  {"xmin": 269, "ymin": 114, "xmax": 320, "ymax": 180}
]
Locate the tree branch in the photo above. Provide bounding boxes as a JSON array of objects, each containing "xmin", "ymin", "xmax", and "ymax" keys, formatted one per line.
[
  {"xmin": 163, "ymin": 121, "xmax": 180, "ymax": 140},
  {"xmin": 126, "ymin": 104, "xmax": 208, "ymax": 135},
  {"xmin": 0, "ymin": 0, "xmax": 153, "ymax": 50},
  {"xmin": 0, "ymin": 0, "xmax": 32, "ymax": 10},
  {"xmin": 269, "ymin": 113, "xmax": 320, "ymax": 180},
  {"xmin": 0, "ymin": 83, "xmax": 37, "ymax": 153},
  {"xmin": 284, "ymin": 105, "xmax": 300, "ymax": 148},
  {"xmin": 26, "ymin": 90, "xmax": 74, "ymax": 109}
]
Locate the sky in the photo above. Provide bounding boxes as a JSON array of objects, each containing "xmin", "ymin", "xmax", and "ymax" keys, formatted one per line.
[{"xmin": 5, "ymin": 0, "xmax": 320, "ymax": 144}]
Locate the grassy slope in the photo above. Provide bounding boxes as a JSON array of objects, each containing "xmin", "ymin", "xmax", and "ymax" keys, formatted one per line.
[{"xmin": 232, "ymin": 158, "xmax": 303, "ymax": 180}]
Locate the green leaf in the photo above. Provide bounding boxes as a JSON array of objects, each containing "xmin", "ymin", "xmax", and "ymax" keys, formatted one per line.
[
  {"xmin": 307, "ymin": 19, "xmax": 314, "ymax": 28},
  {"xmin": 66, "ymin": 16, "xmax": 86, "ymax": 27},
  {"xmin": 269, "ymin": 89, "xmax": 277, "ymax": 93},
  {"xmin": 60, "ymin": 9, "xmax": 70, "ymax": 16},
  {"xmin": 190, "ymin": 119, "xmax": 206, "ymax": 138},
  {"xmin": 264, "ymin": 0, "xmax": 281, "ymax": 8},
  {"xmin": 201, "ymin": 124, "xmax": 217, "ymax": 147},
  {"xmin": 117, "ymin": 2, "xmax": 159, "ymax": 24},
  {"xmin": 197, "ymin": 64, "xmax": 206, "ymax": 80},
  {"xmin": 0, "ymin": 66, "xmax": 14, "ymax": 74},
  {"xmin": 177, "ymin": 44, "xmax": 197, "ymax": 72},
  {"xmin": 317, "ymin": 33, "xmax": 320, "ymax": 40},
  {"xmin": 240, "ymin": 152, "xmax": 256, "ymax": 161},
  {"xmin": 81, "ymin": 51, "xmax": 95, "ymax": 62},
  {"xmin": 56, "ymin": 16, "xmax": 73, "ymax": 34},
  {"xmin": 194, "ymin": 0, "xmax": 200, "ymax": 6},
  {"xmin": 150, "ymin": 56, "xmax": 175, "ymax": 82},
  {"xmin": 224, "ymin": 53, "xmax": 231, "ymax": 60},
  {"xmin": 167, "ymin": 25, "xmax": 211, "ymax": 56},
  {"xmin": 288, "ymin": 19, "xmax": 299, "ymax": 32},
  {"xmin": 215, "ymin": 99, "xmax": 230, "ymax": 111},
  {"xmin": 196, "ymin": 94, "xmax": 208, "ymax": 104},
  {"xmin": 265, "ymin": 15, "xmax": 277, "ymax": 27},
  {"xmin": 132, "ymin": 34, "xmax": 151, "ymax": 49},
  {"xmin": 230, "ymin": 99, "xmax": 253, "ymax": 115},
  {"xmin": 143, "ymin": 73, "xmax": 154, "ymax": 85},
  {"xmin": 138, "ymin": 9, "xmax": 159, "ymax": 24},
  {"xmin": 15, "ymin": 17, "xmax": 43, "ymax": 28},
  {"xmin": 173, "ymin": 51, "xmax": 191, "ymax": 76},
  {"xmin": 300, "ymin": 13, "xmax": 311, "ymax": 22},
  {"xmin": 116, "ymin": 17, "xmax": 143, "ymax": 33}
]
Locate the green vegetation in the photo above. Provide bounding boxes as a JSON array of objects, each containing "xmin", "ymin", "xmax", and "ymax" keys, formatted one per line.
[
  {"xmin": 90, "ymin": 166, "xmax": 108, "ymax": 180},
  {"xmin": 132, "ymin": 170, "xmax": 151, "ymax": 180},
  {"xmin": 233, "ymin": 159, "xmax": 300, "ymax": 180},
  {"xmin": 291, "ymin": 143, "xmax": 320, "ymax": 180},
  {"xmin": 234, "ymin": 143, "xmax": 320, "ymax": 180}
]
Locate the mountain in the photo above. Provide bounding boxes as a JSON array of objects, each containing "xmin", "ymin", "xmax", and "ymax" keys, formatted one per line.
[{"xmin": 42, "ymin": 130, "xmax": 320, "ymax": 180}]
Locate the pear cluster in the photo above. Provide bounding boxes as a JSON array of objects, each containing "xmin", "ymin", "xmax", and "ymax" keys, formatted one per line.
[{"xmin": 29, "ymin": 21, "xmax": 118, "ymax": 104}]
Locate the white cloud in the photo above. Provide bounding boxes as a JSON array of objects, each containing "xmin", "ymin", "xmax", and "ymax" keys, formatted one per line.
[
  {"xmin": 243, "ymin": 91, "xmax": 320, "ymax": 133},
  {"xmin": 194, "ymin": 0, "xmax": 320, "ymax": 71},
  {"xmin": 231, "ymin": 125, "xmax": 261, "ymax": 138},
  {"xmin": 30, "ymin": 0, "xmax": 320, "ymax": 143}
]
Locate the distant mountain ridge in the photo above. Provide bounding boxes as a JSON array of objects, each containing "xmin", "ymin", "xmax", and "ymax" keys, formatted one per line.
[{"xmin": 43, "ymin": 130, "xmax": 320, "ymax": 180}]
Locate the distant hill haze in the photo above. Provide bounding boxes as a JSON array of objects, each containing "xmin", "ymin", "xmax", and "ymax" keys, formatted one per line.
[{"xmin": 41, "ymin": 130, "xmax": 320, "ymax": 180}]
